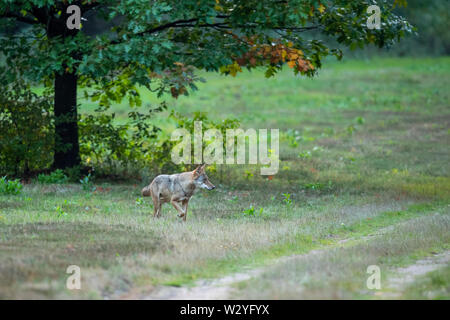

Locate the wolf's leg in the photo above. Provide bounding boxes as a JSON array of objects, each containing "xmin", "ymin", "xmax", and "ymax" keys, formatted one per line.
[
  {"xmin": 181, "ymin": 199, "xmax": 189, "ymax": 221},
  {"xmin": 170, "ymin": 198, "xmax": 185, "ymax": 218},
  {"xmin": 151, "ymin": 191, "xmax": 161, "ymax": 218},
  {"xmin": 155, "ymin": 201, "xmax": 162, "ymax": 218}
]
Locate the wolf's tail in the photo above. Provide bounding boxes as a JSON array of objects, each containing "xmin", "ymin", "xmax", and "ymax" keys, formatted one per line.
[{"xmin": 141, "ymin": 185, "xmax": 151, "ymax": 197}]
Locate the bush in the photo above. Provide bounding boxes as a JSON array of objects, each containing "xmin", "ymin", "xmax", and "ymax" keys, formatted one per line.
[
  {"xmin": 0, "ymin": 78, "xmax": 54, "ymax": 175},
  {"xmin": 79, "ymin": 107, "xmax": 240, "ymax": 176},
  {"xmin": 0, "ymin": 74, "xmax": 240, "ymax": 179},
  {"xmin": 36, "ymin": 169, "xmax": 69, "ymax": 184},
  {"xmin": 78, "ymin": 105, "xmax": 164, "ymax": 173},
  {"xmin": 0, "ymin": 176, "xmax": 23, "ymax": 195},
  {"xmin": 80, "ymin": 173, "xmax": 96, "ymax": 192},
  {"xmin": 242, "ymin": 205, "xmax": 263, "ymax": 217},
  {"xmin": 167, "ymin": 110, "xmax": 240, "ymax": 170}
]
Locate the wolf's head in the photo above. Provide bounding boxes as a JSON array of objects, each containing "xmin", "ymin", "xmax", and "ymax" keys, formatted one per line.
[{"xmin": 192, "ymin": 164, "xmax": 215, "ymax": 190}]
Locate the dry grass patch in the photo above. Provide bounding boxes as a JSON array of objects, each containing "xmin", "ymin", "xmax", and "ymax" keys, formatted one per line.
[{"xmin": 234, "ymin": 212, "xmax": 450, "ymax": 299}]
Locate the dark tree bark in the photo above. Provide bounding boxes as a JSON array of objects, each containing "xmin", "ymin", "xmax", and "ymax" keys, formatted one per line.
[
  {"xmin": 47, "ymin": 4, "xmax": 82, "ymax": 170},
  {"xmin": 53, "ymin": 71, "xmax": 80, "ymax": 169}
]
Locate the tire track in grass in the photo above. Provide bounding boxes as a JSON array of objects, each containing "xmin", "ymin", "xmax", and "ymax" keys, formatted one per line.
[
  {"xmin": 121, "ymin": 203, "xmax": 444, "ymax": 300},
  {"xmin": 133, "ymin": 226, "xmax": 394, "ymax": 299},
  {"xmin": 377, "ymin": 251, "xmax": 450, "ymax": 299}
]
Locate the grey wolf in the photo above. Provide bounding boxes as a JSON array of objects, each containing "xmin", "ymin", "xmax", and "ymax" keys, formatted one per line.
[{"xmin": 141, "ymin": 164, "xmax": 215, "ymax": 221}]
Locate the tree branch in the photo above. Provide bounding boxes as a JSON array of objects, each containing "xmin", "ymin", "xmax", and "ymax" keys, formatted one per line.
[
  {"xmin": 108, "ymin": 15, "xmax": 319, "ymax": 47},
  {"xmin": 109, "ymin": 17, "xmax": 201, "ymax": 45}
]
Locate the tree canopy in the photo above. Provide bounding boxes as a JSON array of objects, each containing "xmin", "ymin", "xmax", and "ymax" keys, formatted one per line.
[{"xmin": 0, "ymin": 0, "xmax": 412, "ymax": 170}]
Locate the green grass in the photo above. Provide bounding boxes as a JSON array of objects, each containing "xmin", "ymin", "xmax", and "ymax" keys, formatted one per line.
[
  {"xmin": 234, "ymin": 213, "xmax": 450, "ymax": 299},
  {"xmin": 162, "ymin": 201, "xmax": 447, "ymax": 288},
  {"xmin": 401, "ymin": 265, "xmax": 450, "ymax": 300},
  {"xmin": 1, "ymin": 57, "xmax": 449, "ymax": 299}
]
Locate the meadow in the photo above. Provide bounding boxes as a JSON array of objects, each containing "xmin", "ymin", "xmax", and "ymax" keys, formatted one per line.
[{"xmin": 0, "ymin": 57, "xmax": 449, "ymax": 299}]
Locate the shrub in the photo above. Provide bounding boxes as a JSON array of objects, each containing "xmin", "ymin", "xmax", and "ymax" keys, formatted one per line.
[
  {"xmin": 80, "ymin": 173, "xmax": 96, "ymax": 192},
  {"xmin": 78, "ymin": 104, "xmax": 165, "ymax": 173},
  {"xmin": 0, "ymin": 176, "xmax": 23, "ymax": 195},
  {"xmin": 0, "ymin": 76, "xmax": 240, "ymax": 178},
  {"xmin": 168, "ymin": 110, "xmax": 240, "ymax": 169},
  {"xmin": 63, "ymin": 165, "xmax": 83, "ymax": 182},
  {"xmin": 54, "ymin": 205, "xmax": 67, "ymax": 218},
  {"xmin": 282, "ymin": 193, "xmax": 292, "ymax": 206},
  {"xmin": 36, "ymin": 169, "xmax": 69, "ymax": 184},
  {"xmin": 78, "ymin": 107, "xmax": 240, "ymax": 176},
  {"xmin": 242, "ymin": 205, "xmax": 263, "ymax": 217},
  {"xmin": 0, "ymin": 78, "xmax": 54, "ymax": 175}
]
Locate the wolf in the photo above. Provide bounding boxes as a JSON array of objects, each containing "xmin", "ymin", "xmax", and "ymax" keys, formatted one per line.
[{"xmin": 141, "ymin": 164, "xmax": 215, "ymax": 221}]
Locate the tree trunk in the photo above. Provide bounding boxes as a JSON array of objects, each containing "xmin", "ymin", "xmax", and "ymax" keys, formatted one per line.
[{"xmin": 53, "ymin": 71, "xmax": 80, "ymax": 169}]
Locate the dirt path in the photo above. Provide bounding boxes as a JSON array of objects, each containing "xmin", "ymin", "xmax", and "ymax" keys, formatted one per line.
[
  {"xmin": 139, "ymin": 250, "xmax": 323, "ymax": 300},
  {"xmin": 137, "ymin": 236, "xmax": 373, "ymax": 300},
  {"xmin": 379, "ymin": 251, "xmax": 450, "ymax": 298},
  {"xmin": 125, "ymin": 225, "xmax": 448, "ymax": 300},
  {"xmin": 142, "ymin": 268, "xmax": 263, "ymax": 300}
]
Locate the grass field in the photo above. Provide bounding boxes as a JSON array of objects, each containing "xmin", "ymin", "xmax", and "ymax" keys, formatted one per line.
[{"xmin": 0, "ymin": 57, "xmax": 449, "ymax": 299}]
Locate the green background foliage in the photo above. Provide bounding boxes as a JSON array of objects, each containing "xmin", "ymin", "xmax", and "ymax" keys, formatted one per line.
[{"xmin": 0, "ymin": 0, "xmax": 413, "ymax": 175}]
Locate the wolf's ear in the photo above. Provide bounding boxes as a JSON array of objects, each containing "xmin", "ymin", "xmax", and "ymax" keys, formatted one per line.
[{"xmin": 193, "ymin": 164, "xmax": 204, "ymax": 176}]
